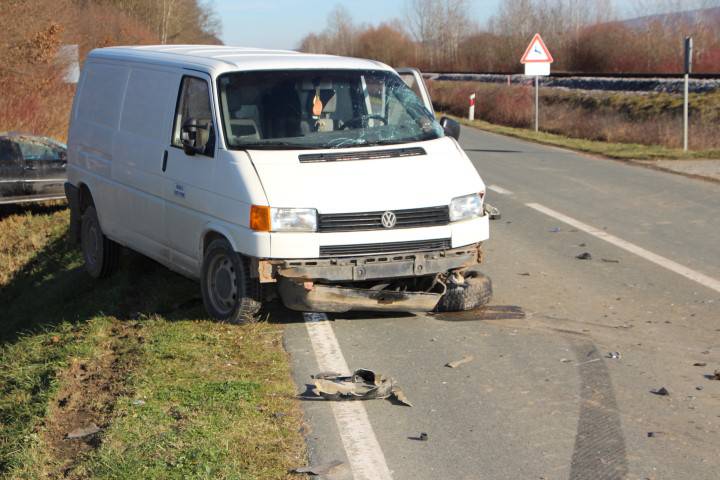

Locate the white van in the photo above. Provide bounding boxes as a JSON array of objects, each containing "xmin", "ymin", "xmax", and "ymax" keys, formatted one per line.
[{"xmin": 65, "ymin": 46, "xmax": 491, "ymax": 323}]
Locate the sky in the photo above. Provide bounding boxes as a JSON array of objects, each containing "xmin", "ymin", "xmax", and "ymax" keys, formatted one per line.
[{"xmin": 215, "ymin": 0, "xmax": 501, "ymax": 50}]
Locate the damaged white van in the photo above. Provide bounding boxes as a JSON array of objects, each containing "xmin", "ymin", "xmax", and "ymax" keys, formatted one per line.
[{"xmin": 65, "ymin": 46, "xmax": 491, "ymax": 323}]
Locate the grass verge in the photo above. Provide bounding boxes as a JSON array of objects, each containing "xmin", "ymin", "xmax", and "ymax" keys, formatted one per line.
[
  {"xmin": 448, "ymin": 114, "xmax": 720, "ymax": 160},
  {"xmin": 0, "ymin": 204, "xmax": 305, "ymax": 479}
]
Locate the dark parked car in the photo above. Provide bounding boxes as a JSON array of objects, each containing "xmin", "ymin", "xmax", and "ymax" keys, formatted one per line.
[{"xmin": 0, "ymin": 133, "xmax": 67, "ymax": 205}]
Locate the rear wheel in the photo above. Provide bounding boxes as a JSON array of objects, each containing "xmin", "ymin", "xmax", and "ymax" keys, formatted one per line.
[
  {"xmin": 201, "ymin": 238, "xmax": 261, "ymax": 323},
  {"xmin": 436, "ymin": 270, "xmax": 492, "ymax": 312},
  {"xmin": 81, "ymin": 206, "xmax": 120, "ymax": 278}
]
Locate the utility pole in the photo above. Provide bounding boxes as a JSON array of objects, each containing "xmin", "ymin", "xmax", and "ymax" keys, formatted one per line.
[{"xmin": 684, "ymin": 37, "xmax": 693, "ymax": 152}]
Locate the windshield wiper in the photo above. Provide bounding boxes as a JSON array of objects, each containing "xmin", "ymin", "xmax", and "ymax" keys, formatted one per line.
[{"xmin": 236, "ymin": 141, "xmax": 319, "ymax": 150}]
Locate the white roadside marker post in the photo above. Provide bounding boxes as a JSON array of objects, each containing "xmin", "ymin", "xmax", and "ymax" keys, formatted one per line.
[
  {"xmin": 469, "ymin": 93, "xmax": 476, "ymax": 120},
  {"xmin": 521, "ymin": 34, "xmax": 553, "ymax": 134},
  {"xmin": 683, "ymin": 36, "xmax": 693, "ymax": 152}
]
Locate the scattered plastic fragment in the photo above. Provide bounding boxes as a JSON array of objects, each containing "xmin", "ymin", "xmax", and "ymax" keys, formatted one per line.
[
  {"xmin": 65, "ymin": 423, "xmax": 100, "ymax": 440},
  {"xmin": 132, "ymin": 399, "xmax": 145, "ymax": 406},
  {"xmin": 606, "ymin": 352, "xmax": 622, "ymax": 360},
  {"xmin": 651, "ymin": 387, "xmax": 670, "ymax": 396},
  {"xmin": 409, "ymin": 432, "xmax": 429, "ymax": 441},
  {"xmin": 291, "ymin": 460, "xmax": 344, "ymax": 475},
  {"xmin": 484, "ymin": 203, "xmax": 501, "ymax": 220},
  {"xmin": 560, "ymin": 358, "xmax": 573, "ymax": 363},
  {"xmin": 693, "ymin": 362, "xmax": 707, "ymax": 367},
  {"xmin": 711, "ymin": 370, "xmax": 720, "ymax": 381},
  {"xmin": 601, "ymin": 258, "xmax": 620, "ymax": 263},
  {"xmin": 310, "ymin": 369, "xmax": 412, "ymax": 406},
  {"xmin": 578, "ymin": 243, "xmax": 586, "ymax": 247},
  {"xmin": 647, "ymin": 431, "xmax": 664, "ymax": 438},
  {"xmin": 518, "ymin": 272, "xmax": 531, "ymax": 276},
  {"xmin": 446, "ymin": 355, "xmax": 474, "ymax": 369},
  {"xmin": 576, "ymin": 252, "xmax": 592, "ymax": 260},
  {"xmin": 549, "ymin": 227, "xmax": 561, "ymax": 233},
  {"xmin": 696, "ymin": 386, "xmax": 704, "ymax": 391}
]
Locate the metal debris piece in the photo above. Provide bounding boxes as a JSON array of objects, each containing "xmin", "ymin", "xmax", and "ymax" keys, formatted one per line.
[
  {"xmin": 291, "ymin": 460, "xmax": 344, "ymax": 475},
  {"xmin": 446, "ymin": 355, "xmax": 474, "ymax": 369},
  {"xmin": 606, "ymin": 352, "xmax": 622, "ymax": 360},
  {"xmin": 693, "ymin": 362, "xmax": 707, "ymax": 367},
  {"xmin": 651, "ymin": 387, "xmax": 670, "ymax": 396},
  {"xmin": 712, "ymin": 370, "xmax": 720, "ymax": 381},
  {"xmin": 409, "ymin": 432, "xmax": 429, "ymax": 441},
  {"xmin": 484, "ymin": 203, "xmax": 501, "ymax": 220},
  {"xmin": 311, "ymin": 369, "xmax": 412, "ymax": 406},
  {"xmin": 65, "ymin": 423, "xmax": 100, "ymax": 440},
  {"xmin": 576, "ymin": 252, "xmax": 592, "ymax": 260},
  {"xmin": 601, "ymin": 258, "xmax": 620, "ymax": 263}
]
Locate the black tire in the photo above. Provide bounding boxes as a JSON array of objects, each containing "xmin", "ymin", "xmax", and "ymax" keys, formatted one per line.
[
  {"xmin": 436, "ymin": 270, "xmax": 492, "ymax": 312},
  {"xmin": 201, "ymin": 238, "xmax": 261, "ymax": 324},
  {"xmin": 81, "ymin": 206, "xmax": 120, "ymax": 278}
]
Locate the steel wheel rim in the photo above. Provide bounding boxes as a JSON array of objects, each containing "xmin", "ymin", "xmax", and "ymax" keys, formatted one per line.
[{"xmin": 207, "ymin": 253, "xmax": 238, "ymax": 316}]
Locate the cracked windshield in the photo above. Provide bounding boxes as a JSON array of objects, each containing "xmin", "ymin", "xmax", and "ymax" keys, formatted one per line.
[{"xmin": 218, "ymin": 69, "xmax": 443, "ymax": 149}]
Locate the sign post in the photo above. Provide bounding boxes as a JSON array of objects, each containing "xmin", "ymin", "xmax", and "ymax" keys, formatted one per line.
[
  {"xmin": 521, "ymin": 34, "xmax": 553, "ymax": 132},
  {"xmin": 469, "ymin": 93, "xmax": 476, "ymax": 120},
  {"xmin": 684, "ymin": 36, "xmax": 693, "ymax": 152}
]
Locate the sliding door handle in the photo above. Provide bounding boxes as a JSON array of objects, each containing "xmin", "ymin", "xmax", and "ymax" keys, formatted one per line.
[{"xmin": 162, "ymin": 150, "xmax": 168, "ymax": 172}]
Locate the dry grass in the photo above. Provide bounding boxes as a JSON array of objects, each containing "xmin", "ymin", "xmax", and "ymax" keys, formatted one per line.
[
  {"xmin": 0, "ymin": 205, "xmax": 306, "ymax": 478},
  {"xmin": 429, "ymin": 81, "xmax": 720, "ymax": 152}
]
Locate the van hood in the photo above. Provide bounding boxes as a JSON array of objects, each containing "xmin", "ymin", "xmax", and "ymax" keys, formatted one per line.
[{"xmin": 246, "ymin": 137, "xmax": 484, "ymax": 213}]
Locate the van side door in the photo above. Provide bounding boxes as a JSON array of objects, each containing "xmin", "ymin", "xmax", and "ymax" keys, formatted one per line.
[
  {"xmin": 163, "ymin": 73, "xmax": 218, "ymax": 275},
  {"xmin": 0, "ymin": 139, "xmax": 25, "ymax": 203}
]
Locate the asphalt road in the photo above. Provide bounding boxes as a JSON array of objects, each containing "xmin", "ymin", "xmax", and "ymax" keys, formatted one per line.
[{"xmin": 283, "ymin": 126, "xmax": 720, "ymax": 480}]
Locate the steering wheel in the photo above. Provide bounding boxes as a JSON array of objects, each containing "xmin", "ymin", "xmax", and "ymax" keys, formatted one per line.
[{"xmin": 340, "ymin": 115, "xmax": 388, "ymax": 129}]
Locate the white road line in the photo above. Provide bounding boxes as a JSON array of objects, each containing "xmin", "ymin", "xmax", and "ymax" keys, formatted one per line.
[
  {"xmin": 488, "ymin": 184, "xmax": 514, "ymax": 195},
  {"xmin": 304, "ymin": 314, "xmax": 393, "ymax": 480},
  {"xmin": 526, "ymin": 202, "xmax": 720, "ymax": 294}
]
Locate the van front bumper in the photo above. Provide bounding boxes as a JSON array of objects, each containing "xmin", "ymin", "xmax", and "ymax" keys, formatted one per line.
[{"xmin": 257, "ymin": 243, "xmax": 482, "ymax": 283}]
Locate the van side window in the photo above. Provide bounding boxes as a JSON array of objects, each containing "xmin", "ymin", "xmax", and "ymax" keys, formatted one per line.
[{"xmin": 172, "ymin": 76, "xmax": 215, "ymax": 157}]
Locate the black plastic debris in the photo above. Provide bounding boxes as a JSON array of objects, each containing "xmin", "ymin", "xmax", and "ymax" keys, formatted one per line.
[
  {"xmin": 291, "ymin": 460, "xmax": 344, "ymax": 475},
  {"xmin": 310, "ymin": 369, "xmax": 412, "ymax": 406},
  {"xmin": 711, "ymin": 370, "xmax": 720, "ymax": 381},
  {"xmin": 647, "ymin": 432, "xmax": 664, "ymax": 438},
  {"xmin": 651, "ymin": 387, "xmax": 670, "ymax": 396},
  {"xmin": 606, "ymin": 352, "xmax": 622, "ymax": 360},
  {"xmin": 576, "ymin": 252, "xmax": 592, "ymax": 260},
  {"xmin": 693, "ymin": 362, "xmax": 707, "ymax": 367}
]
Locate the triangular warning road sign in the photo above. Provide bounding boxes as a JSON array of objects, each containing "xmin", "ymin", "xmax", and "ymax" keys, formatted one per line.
[{"xmin": 521, "ymin": 34, "xmax": 554, "ymax": 63}]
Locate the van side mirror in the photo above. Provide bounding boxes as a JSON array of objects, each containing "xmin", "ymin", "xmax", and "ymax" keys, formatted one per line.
[
  {"xmin": 181, "ymin": 118, "xmax": 210, "ymax": 156},
  {"xmin": 439, "ymin": 117, "xmax": 460, "ymax": 141}
]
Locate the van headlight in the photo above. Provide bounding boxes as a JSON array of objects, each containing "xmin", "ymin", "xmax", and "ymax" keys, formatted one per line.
[
  {"xmin": 271, "ymin": 207, "xmax": 317, "ymax": 232},
  {"xmin": 251, "ymin": 206, "xmax": 318, "ymax": 232},
  {"xmin": 449, "ymin": 193, "xmax": 484, "ymax": 222}
]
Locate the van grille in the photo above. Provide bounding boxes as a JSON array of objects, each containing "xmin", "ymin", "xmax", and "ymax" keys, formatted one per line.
[
  {"xmin": 318, "ymin": 206, "xmax": 449, "ymax": 232},
  {"xmin": 319, "ymin": 238, "xmax": 451, "ymax": 257}
]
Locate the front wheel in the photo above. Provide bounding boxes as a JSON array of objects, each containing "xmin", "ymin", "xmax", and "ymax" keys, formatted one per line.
[
  {"xmin": 200, "ymin": 239, "xmax": 261, "ymax": 324},
  {"xmin": 436, "ymin": 270, "xmax": 492, "ymax": 312},
  {"xmin": 81, "ymin": 206, "xmax": 120, "ymax": 278}
]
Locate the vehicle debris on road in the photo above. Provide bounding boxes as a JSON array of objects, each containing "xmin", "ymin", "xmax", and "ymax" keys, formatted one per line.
[
  {"xmin": 693, "ymin": 362, "xmax": 707, "ymax": 367},
  {"xmin": 446, "ymin": 355, "xmax": 474, "ymax": 368},
  {"xmin": 576, "ymin": 252, "xmax": 592, "ymax": 260},
  {"xmin": 409, "ymin": 432, "xmax": 429, "ymax": 441},
  {"xmin": 601, "ymin": 258, "xmax": 620, "ymax": 263},
  {"xmin": 710, "ymin": 370, "xmax": 720, "ymax": 381},
  {"xmin": 484, "ymin": 203, "xmax": 501, "ymax": 220},
  {"xmin": 606, "ymin": 352, "xmax": 622, "ymax": 360},
  {"xmin": 651, "ymin": 387, "xmax": 670, "ymax": 396},
  {"xmin": 310, "ymin": 369, "xmax": 413, "ymax": 406},
  {"xmin": 291, "ymin": 460, "xmax": 345, "ymax": 475}
]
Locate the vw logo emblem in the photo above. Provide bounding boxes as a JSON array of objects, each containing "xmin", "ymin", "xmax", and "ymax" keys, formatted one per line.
[{"xmin": 381, "ymin": 211, "xmax": 397, "ymax": 229}]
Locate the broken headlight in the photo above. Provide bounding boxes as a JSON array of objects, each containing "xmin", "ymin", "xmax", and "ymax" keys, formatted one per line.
[{"xmin": 449, "ymin": 193, "xmax": 484, "ymax": 222}]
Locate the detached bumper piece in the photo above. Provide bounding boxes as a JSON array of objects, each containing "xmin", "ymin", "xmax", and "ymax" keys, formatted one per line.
[{"xmin": 278, "ymin": 278, "xmax": 441, "ymax": 313}]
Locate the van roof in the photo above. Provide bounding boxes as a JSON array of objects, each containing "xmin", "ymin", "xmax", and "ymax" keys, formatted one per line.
[{"xmin": 88, "ymin": 45, "xmax": 392, "ymax": 76}]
